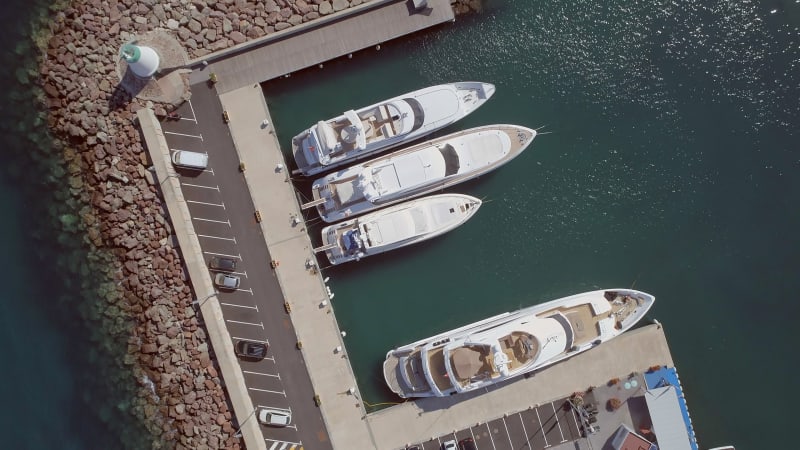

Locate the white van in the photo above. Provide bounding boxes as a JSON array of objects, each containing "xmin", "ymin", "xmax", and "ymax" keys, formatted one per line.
[{"xmin": 171, "ymin": 150, "xmax": 208, "ymax": 169}]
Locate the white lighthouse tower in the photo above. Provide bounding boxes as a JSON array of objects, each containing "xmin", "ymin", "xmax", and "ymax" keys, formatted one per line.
[{"xmin": 120, "ymin": 43, "xmax": 160, "ymax": 78}]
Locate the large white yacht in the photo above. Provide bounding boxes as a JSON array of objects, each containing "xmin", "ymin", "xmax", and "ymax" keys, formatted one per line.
[
  {"xmin": 318, "ymin": 194, "xmax": 481, "ymax": 265},
  {"xmin": 383, "ymin": 289, "xmax": 655, "ymax": 398},
  {"xmin": 292, "ymin": 82, "xmax": 496, "ymax": 176},
  {"xmin": 308, "ymin": 124, "xmax": 535, "ymax": 223}
]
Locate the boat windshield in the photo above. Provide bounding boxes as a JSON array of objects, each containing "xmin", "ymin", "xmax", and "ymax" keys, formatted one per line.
[
  {"xmin": 402, "ymin": 98, "xmax": 425, "ymax": 132},
  {"xmin": 438, "ymin": 144, "xmax": 460, "ymax": 176},
  {"xmin": 342, "ymin": 229, "xmax": 362, "ymax": 254}
]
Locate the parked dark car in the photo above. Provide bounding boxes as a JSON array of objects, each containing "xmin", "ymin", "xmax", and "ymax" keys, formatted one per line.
[
  {"xmin": 209, "ymin": 257, "xmax": 237, "ymax": 272},
  {"xmin": 234, "ymin": 340, "xmax": 269, "ymax": 360},
  {"xmin": 459, "ymin": 438, "xmax": 477, "ymax": 450}
]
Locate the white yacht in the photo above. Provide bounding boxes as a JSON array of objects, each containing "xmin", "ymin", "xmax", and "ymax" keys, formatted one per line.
[
  {"xmin": 292, "ymin": 82, "xmax": 496, "ymax": 176},
  {"xmin": 308, "ymin": 124, "xmax": 535, "ymax": 223},
  {"xmin": 383, "ymin": 289, "xmax": 655, "ymax": 398},
  {"xmin": 318, "ymin": 194, "xmax": 481, "ymax": 265}
]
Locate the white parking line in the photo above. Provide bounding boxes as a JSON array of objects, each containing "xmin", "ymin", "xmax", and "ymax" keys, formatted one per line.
[
  {"xmin": 484, "ymin": 422, "xmax": 498, "ymax": 449},
  {"xmin": 187, "ymin": 99, "xmax": 198, "ymax": 122},
  {"xmin": 248, "ymin": 387, "xmax": 285, "ymax": 396},
  {"xmin": 197, "ymin": 234, "xmax": 236, "ymax": 243},
  {"xmin": 245, "ymin": 370, "xmax": 280, "ymax": 379},
  {"xmin": 236, "ymin": 287, "xmax": 254, "ymax": 295},
  {"xmin": 569, "ymin": 407, "xmax": 581, "ymax": 435},
  {"xmin": 535, "ymin": 407, "xmax": 549, "ymax": 447},
  {"xmin": 181, "ymin": 182, "xmax": 219, "ymax": 191},
  {"xmin": 210, "ymin": 269, "xmax": 247, "ymax": 278},
  {"xmin": 165, "ymin": 131, "xmax": 203, "ymax": 140},
  {"xmin": 194, "ymin": 217, "xmax": 231, "ymax": 227},
  {"xmin": 501, "ymin": 417, "xmax": 513, "ymax": 449},
  {"xmin": 220, "ymin": 302, "xmax": 258, "ymax": 311},
  {"xmin": 551, "ymin": 402, "xmax": 567, "ymax": 443},
  {"xmin": 469, "ymin": 427, "xmax": 478, "ymax": 448},
  {"xmin": 227, "ymin": 319, "xmax": 264, "ymax": 328},
  {"xmin": 204, "ymin": 251, "xmax": 241, "ymax": 259},
  {"xmin": 265, "ymin": 440, "xmax": 302, "ymax": 450},
  {"xmin": 231, "ymin": 336, "xmax": 270, "ymax": 345},
  {"xmin": 187, "ymin": 200, "xmax": 225, "ymax": 208},
  {"xmin": 518, "ymin": 413, "xmax": 530, "ymax": 448}
]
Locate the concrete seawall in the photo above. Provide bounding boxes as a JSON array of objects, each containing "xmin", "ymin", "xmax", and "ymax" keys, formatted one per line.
[{"xmin": 137, "ymin": 109, "xmax": 266, "ymax": 450}]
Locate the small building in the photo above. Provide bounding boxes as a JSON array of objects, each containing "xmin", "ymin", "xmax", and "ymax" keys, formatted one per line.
[{"xmin": 611, "ymin": 423, "xmax": 657, "ymax": 450}]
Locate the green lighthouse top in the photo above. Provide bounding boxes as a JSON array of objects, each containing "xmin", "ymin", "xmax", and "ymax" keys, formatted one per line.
[{"xmin": 121, "ymin": 44, "xmax": 141, "ymax": 63}]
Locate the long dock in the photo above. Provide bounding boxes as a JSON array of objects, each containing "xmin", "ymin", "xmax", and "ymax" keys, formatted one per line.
[{"xmin": 188, "ymin": 0, "xmax": 455, "ymax": 93}]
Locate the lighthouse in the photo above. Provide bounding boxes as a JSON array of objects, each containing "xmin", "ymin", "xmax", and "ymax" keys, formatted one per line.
[{"xmin": 120, "ymin": 43, "xmax": 160, "ymax": 78}]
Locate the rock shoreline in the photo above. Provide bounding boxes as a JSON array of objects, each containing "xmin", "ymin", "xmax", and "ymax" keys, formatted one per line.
[{"xmin": 37, "ymin": 0, "xmax": 481, "ymax": 448}]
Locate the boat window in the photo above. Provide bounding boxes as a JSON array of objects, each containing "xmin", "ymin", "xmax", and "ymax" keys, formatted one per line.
[
  {"xmin": 438, "ymin": 144, "xmax": 460, "ymax": 176},
  {"xmin": 402, "ymin": 98, "xmax": 425, "ymax": 132}
]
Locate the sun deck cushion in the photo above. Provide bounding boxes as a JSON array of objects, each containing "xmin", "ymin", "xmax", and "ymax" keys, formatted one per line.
[{"xmin": 342, "ymin": 229, "xmax": 362, "ymax": 253}]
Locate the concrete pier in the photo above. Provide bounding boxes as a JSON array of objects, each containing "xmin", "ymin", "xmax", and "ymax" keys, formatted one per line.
[
  {"xmin": 190, "ymin": 0, "xmax": 455, "ymax": 93},
  {"xmin": 216, "ymin": 85, "xmax": 675, "ymax": 449}
]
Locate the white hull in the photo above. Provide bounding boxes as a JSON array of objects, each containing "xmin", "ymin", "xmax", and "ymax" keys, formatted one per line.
[
  {"xmin": 320, "ymin": 194, "xmax": 481, "ymax": 265},
  {"xmin": 383, "ymin": 289, "xmax": 655, "ymax": 398},
  {"xmin": 293, "ymin": 82, "xmax": 495, "ymax": 176},
  {"xmin": 311, "ymin": 124, "xmax": 536, "ymax": 223}
]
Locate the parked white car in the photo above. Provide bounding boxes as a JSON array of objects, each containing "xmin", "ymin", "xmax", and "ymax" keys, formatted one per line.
[{"xmin": 258, "ymin": 407, "xmax": 291, "ymax": 427}]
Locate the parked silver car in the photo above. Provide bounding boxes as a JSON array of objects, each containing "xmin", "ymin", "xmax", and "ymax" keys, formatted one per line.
[{"xmin": 214, "ymin": 273, "xmax": 241, "ymax": 290}]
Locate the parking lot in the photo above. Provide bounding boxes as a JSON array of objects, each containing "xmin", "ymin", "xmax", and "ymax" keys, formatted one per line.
[
  {"xmin": 159, "ymin": 82, "xmax": 331, "ymax": 450},
  {"xmin": 407, "ymin": 397, "xmax": 586, "ymax": 450}
]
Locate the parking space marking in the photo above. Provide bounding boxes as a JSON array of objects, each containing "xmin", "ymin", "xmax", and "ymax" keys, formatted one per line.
[
  {"xmin": 245, "ymin": 370, "xmax": 281, "ymax": 379},
  {"xmin": 469, "ymin": 427, "xmax": 479, "ymax": 448},
  {"xmin": 569, "ymin": 407, "xmax": 581, "ymax": 436},
  {"xmin": 265, "ymin": 440, "xmax": 302, "ymax": 450},
  {"xmin": 221, "ymin": 302, "xmax": 258, "ymax": 311},
  {"xmin": 194, "ymin": 217, "xmax": 231, "ymax": 227},
  {"xmin": 186, "ymin": 99, "xmax": 198, "ymax": 122},
  {"xmin": 518, "ymin": 413, "xmax": 530, "ymax": 449},
  {"xmin": 236, "ymin": 287, "xmax": 254, "ymax": 295},
  {"xmin": 534, "ymin": 408, "xmax": 549, "ymax": 448},
  {"xmin": 232, "ymin": 336, "xmax": 270, "ymax": 345},
  {"xmin": 182, "ymin": 182, "xmax": 220, "ymax": 191},
  {"xmin": 249, "ymin": 387, "xmax": 286, "ymax": 396},
  {"xmin": 501, "ymin": 417, "xmax": 513, "ymax": 449},
  {"xmin": 551, "ymin": 402, "xmax": 567, "ymax": 443},
  {"xmin": 483, "ymin": 422, "xmax": 498, "ymax": 450},
  {"xmin": 187, "ymin": 200, "xmax": 225, "ymax": 209},
  {"xmin": 227, "ymin": 319, "xmax": 264, "ymax": 328},
  {"xmin": 198, "ymin": 233, "xmax": 237, "ymax": 243},
  {"xmin": 166, "ymin": 131, "xmax": 204, "ymax": 140},
  {"xmin": 204, "ymin": 251, "xmax": 241, "ymax": 260}
]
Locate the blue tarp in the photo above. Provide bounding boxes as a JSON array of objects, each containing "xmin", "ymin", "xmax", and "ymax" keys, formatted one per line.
[{"xmin": 644, "ymin": 367, "xmax": 698, "ymax": 450}]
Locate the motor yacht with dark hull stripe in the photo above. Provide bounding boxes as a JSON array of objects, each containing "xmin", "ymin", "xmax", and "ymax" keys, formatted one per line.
[
  {"xmin": 383, "ymin": 289, "xmax": 655, "ymax": 398},
  {"xmin": 292, "ymin": 82, "xmax": 495, "ymax": 177},
  {"xmin": 309, "ymin": 124, "xmax": 535, "ymax": 223},
  {"xmin": 318, "ymin": 194, "xmax": 481, "ymax": 265}
]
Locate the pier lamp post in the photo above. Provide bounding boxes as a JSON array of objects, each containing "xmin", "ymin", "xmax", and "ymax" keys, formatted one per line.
[
  {"xmin": 192, "ymin": 291, "xmax": 219, "ymax": 308},
  {"xmin": 233, "ymin": 407, "xmax": 259, "ymax": 438}
]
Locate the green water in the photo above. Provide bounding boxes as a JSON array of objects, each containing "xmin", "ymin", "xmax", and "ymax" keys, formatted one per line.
[
  {"xmin": 264, "ymin": 1, "xmax": 799, "ymax": 448},
  {"xmin": 0, "ymin": 0, "xmax": 160, "ymax": 448}
]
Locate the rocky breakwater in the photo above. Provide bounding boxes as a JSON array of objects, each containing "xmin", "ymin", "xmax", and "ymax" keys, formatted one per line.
[{"xmin": 37, "ymin": 0, "xmax": 484, "ymax": 448}]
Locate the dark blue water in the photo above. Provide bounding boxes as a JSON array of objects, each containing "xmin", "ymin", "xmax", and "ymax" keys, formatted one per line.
[
  {"xmin": 265, "ymin": 1, "xmax": 800, "ymax": 449},
  {"xmin": 3, "ymin": 0, "xmax": 798, "ymax": 448},
  {"xmin": 0, "ymin": 1, "xmax": 157, "ymax": 448}
]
